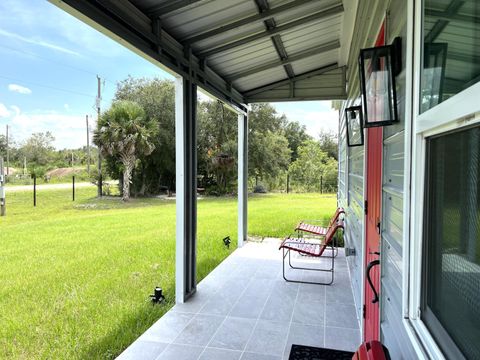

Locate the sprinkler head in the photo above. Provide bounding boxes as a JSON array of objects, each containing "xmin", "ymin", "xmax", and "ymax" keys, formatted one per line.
[
  {"xmin": 150, "ymin": 286, "xmax": 165, "ymax": 304},
  {"xmin": 223, "ymin": 236, "xmax": 231, "ymax": 248}
]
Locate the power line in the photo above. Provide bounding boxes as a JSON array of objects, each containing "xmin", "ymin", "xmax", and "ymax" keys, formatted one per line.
[{"xmin": 0, "ymin": 44, "xmax": 116, "ymax": 86}]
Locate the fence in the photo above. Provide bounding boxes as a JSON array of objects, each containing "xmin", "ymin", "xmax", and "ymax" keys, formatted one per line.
[{"xmin": 253, "ymin": 174, "xmax": 338, "ymax": 194}]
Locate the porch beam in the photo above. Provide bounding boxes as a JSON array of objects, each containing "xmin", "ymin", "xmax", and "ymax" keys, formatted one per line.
[
  {"xmin": 253, "ymin": 0, "xmax": 294, "ymax": 81},
  {"xmin": 425, "ymin": 8, "xmax": 480, "ymax": 24},
  {"xmin": 197, "ymin": 3, "xmax": 344, "ymax": 58},
  {"xmin": 244, "ymin": 63, "xmax": 339, "ymax": 97},
  {"xmin": 147, "ymin": 0, "xmax": 203, "ymax": 18},
  {"xmin": 424, "ymin": 0, "xmax": 464, "ymax": 43},
  {"xmin": 238, "ymin": 113, "xmax": 248, "ymax": 248},
  {"xmin": 227, "ymin": 40, "xmax": 340, "ymax": 81},
  {"xmin": 182, "ymin": 0, "xmax": 317, "ymax": 45},
  {"xmin": 175, "ymin": 76, "xmax": 198, "ymax": 303}
]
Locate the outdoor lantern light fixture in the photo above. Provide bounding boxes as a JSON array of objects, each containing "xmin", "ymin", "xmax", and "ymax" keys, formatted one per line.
[
  {"xmin": 345, "ymin": 105, "xmax": 364, "ymax": 147},
  {"xmin": 358, "ymin": 38, "xmax": 401, "ymax": 127}
]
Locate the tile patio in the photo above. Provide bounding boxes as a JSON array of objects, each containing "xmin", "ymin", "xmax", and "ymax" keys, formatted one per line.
[{"xmin": 118, "ymin": 239, "xmax": 360, "ymax": 360}]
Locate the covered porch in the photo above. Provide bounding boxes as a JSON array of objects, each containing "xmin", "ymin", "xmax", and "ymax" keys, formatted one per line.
[
  {"xmin": 118, "ymin": 239, "xmax": 359, "ymax": 360},
  {"xmin": 49, "ymin": 0, "xmax": 364, "ymax": 359}
]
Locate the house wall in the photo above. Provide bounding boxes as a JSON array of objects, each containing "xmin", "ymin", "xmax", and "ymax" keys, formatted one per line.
[
  {"xmin": 379, "ymin": 1, "xmax": 415, "ymax": 358},
  {"xmin": 346, "ymin": 137, "xmax": 365, "ymax": 319},
  {"xmin": 338, "ymin": 0, "xmax": 416, "ymax": 358},
  {"xmin": 338, "ymin": 105, "xmax": 364, "ymax": 320}
]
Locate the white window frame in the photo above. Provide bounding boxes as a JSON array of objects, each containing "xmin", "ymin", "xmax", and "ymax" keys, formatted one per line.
[{"xmin": 406, "ymin": 0, "xmax": 480, "ymax": 358}]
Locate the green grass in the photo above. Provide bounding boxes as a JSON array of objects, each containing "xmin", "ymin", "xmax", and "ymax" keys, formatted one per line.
[{"xmin": 0, "ymin": 188, "xmax": 335, "ymax": 359}]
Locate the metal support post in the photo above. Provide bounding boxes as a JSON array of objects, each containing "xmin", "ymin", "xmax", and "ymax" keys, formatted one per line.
[
  {"xmin": 238, "ymin": 113, "xmax": 248, "ymax": 248},
  {"xmin": 33, "ymin": 175, "xmax": 37, "ymax": 207},
  {"xmin": 175, "ymin": 76, "xmax": 198, "ymax": 304}
]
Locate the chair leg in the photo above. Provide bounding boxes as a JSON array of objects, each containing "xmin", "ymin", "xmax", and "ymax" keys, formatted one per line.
[{"xmin": 282, "ymin": 246, "xmax": 334, "ymax": 285}]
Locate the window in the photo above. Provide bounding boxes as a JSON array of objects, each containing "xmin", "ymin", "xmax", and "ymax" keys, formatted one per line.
[
  {"xmin": 421, "ymin": 0, "xmax": 480, "ymax": 113},
  {"xmin": 422, "ymin": 125, "xmax": 480, "ymax": 359}
]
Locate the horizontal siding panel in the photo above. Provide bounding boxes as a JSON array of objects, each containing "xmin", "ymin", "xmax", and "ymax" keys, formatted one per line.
[
  {"xmin": 383, "ymin": 132, "xmax": 404, "ymax": 189},
  {"xmin": 381, "ymin": 282, "xmax": 415, "ymax": 359},
  {"xmin": 382, "ymin": 240, "xmax": 403, "ymax": 293},
  {"xmin": 382, "ymin": 191, "xmax": 403, "ymax": 250}
]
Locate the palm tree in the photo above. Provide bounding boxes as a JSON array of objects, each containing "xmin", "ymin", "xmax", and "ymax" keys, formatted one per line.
[{"xmin": 94, "ymin": 100, "xmax": 157, "ymax": 201}]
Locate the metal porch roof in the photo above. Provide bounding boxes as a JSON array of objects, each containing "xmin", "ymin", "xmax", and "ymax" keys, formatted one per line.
[{"xmin": 52, "ymin": 0, "xmax": 358, "ymax": 107}]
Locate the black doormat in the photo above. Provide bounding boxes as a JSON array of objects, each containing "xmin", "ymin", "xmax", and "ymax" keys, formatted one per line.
[{"xmin": 289, "ymin": 344, "xmax": 354, "ymax": 360}]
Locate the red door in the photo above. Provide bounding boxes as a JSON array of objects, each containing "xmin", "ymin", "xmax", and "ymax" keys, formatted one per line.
[{"xmin": 363, "ymin": 22, "xmax": 385, "ymax": 342}]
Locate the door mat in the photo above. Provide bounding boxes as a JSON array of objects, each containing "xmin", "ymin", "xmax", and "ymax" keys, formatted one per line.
[{"xmin": 289, "ymin": 344, "xmax": 354, "ymax": 360}]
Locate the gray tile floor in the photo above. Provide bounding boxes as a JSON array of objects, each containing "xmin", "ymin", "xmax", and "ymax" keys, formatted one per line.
[{"xmin": 117, "ymin": 239, "xmax": 360, "ymax": 360}]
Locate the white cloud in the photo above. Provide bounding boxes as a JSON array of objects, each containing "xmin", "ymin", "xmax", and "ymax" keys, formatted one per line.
[
  {"xmin": 0, "ymin": 103, "xmax": 10, "ymax": 117},
  {"xmin": 8, "ymin": 83, "xmax": 32, "ymax": 95},
  {"xmin": 7, "ymin": 107, "xmax": 88, "ymax": 149},
  {"xmin": 64, "ymin": 104, "xmax": 70, "ymax": 111},
  {"xmin": 0, "ymin": 28, "xmax": 81, "ymax": 57}
]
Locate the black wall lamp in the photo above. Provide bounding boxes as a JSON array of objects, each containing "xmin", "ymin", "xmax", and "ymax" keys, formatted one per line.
[
  {"xmin": 345, "ymin": 105, "xmax": 364, "ymax": 147},
  {"xmin": 358, "ymin": 37, "xmax": 401, "ymax": 127}
]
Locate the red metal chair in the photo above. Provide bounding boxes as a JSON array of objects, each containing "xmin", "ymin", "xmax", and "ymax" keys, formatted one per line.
[
  {"xmin": 279, "ymin": 221, "xmax": 344, "ymax": 285},
  {"xmin": 295, "ymin": 207, "xmax": 345, "ymax": 237}
]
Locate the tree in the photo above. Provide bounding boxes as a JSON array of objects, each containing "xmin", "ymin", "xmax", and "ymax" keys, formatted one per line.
[
  {"xmin": 248, "ymin": 103, "xmax": 291, "ymax": 181},
  {"xmin": 289, "ymin": 140, "xmax": 338, "ymax": 192},
  {"xmin": 283, "ymin": 121, "xmax": 311, "ymax": 162},
  {"xmin": 197, "ymin": 100, "xmax": 238, "ymax": 193},
  {"xmin": 318, "ymin": 130, "xmax": 338, "ymax": 160},
  {"xmin": 114, "ymin": 77, "xmax": 176, "ymax": 194},
  {"xmin": 94, "ymin": 100, "xmax": 157, "ymax": 201},
  {"xmin": 0, "ymin": 135, "xmax": 7, "ymax": 157},
  {"xmin": 19, "ymin": 132, "xmax": 55, "ymax": 169}
]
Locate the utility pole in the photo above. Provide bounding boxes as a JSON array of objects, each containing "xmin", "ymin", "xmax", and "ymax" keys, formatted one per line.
[
  {"xmin": 86, "ymin": 114, "xmax": 91, "ymax": 175},
  {"xmin": 1, "ymin": 157, "xmax": 5, "ymax": 216},
  {"xmin": 96, "ymin": 75, "xmax": 102, "ymax": 197},
  {"xmin": 6, "ymin": 125, "xmax": 9, "ymax": 177}
]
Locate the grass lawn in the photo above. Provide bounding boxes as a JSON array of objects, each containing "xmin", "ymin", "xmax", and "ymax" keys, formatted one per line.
[{"xmin": 0, "ymin": 188, "xmax": 336, "ymax": 359}]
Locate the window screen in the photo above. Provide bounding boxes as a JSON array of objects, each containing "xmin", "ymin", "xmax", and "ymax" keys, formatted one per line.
[{"xmin": 423, "ymin": 125, "xmax": 480, "ymax": 359}]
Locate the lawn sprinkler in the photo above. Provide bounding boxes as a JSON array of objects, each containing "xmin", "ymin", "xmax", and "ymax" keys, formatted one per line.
[
  {"xmin": 150, "ymin": 286, "xmax": 165, "ymax": 304},
  {"xmin": 223, "ymin": 236, "xmax": 231, "ymax": 248}
]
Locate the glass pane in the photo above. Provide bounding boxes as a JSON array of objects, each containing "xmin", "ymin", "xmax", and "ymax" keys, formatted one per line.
[
  {"xmin": 421, "ymin": 0, "xmax": 480, "ymax": 113},
  {"xmin": 360, "ymin": 47, "xmax": 396, "ymax": 124},
  {"xmin": 347, "ymin": 108, "xmax": 363, "ymax": 146},
  {"xmin": 424, "ymin": 126, "xmax": 480, "ymax": 359}
]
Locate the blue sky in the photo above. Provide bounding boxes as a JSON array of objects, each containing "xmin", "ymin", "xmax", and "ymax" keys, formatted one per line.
[{"xmin": 0, "ymin": 0, "xmax": 338, "ymax": 149}]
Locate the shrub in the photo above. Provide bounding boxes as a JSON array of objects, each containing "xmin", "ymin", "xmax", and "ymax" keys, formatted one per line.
[{"xmin": 253, "ymin": 184, "xmax": 267, "ymax": 193}]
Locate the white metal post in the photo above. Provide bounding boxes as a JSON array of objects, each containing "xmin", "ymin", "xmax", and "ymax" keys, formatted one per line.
[
  {"xmin": 175, "ymin": 76, "xmax": 197, "ymax": 304},
  {"xmin": 175, "ymin": 77, "xmax": 185, "ymax": 303},
  {"xmin": 238, "ymin": 113, "xmax": 248, "ymax": 247}
]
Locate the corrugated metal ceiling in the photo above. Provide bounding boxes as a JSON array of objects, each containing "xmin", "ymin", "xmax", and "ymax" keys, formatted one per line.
[{"xmin": 57, "ymin": 0, "xmax": 357, "ymax": 104}]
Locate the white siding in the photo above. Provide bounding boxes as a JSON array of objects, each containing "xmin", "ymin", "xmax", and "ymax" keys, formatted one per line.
[
  {"xmin": 338, "ymin": 101, "xmax": 365, "ymax": 321},
  {"xmin": 347, "ymin": 141, "xmax": 365, "ymax": 320},
  {"xmin": 379, "ymin": 1, "xmax": 415, "ymax": 358}
]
